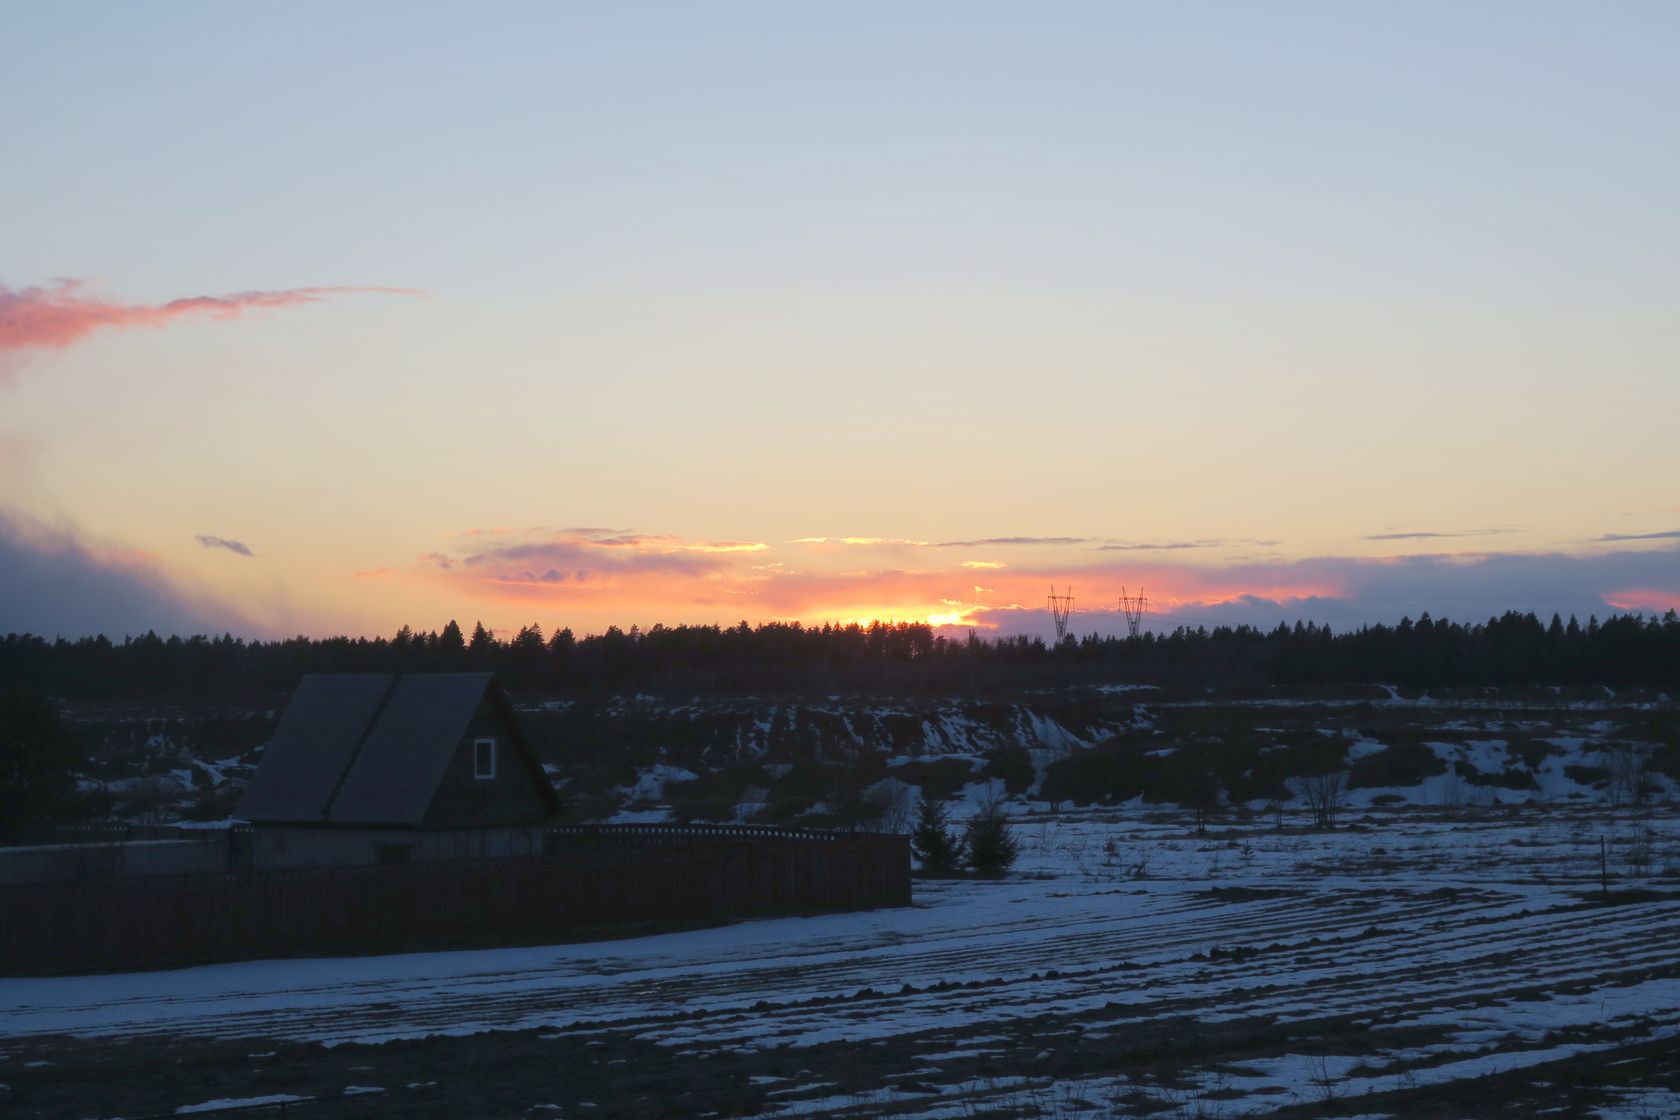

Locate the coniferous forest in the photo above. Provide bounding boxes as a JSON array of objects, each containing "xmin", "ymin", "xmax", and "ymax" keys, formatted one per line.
[{"xmin": 2, "ymin": 610, "xmax": 1677, "ymax": 702}]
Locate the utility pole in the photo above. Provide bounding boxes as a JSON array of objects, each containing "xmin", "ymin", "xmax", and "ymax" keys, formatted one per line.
[
  {"xmin": 1118, "ymin": 586, "xmax": 1147, "ymax": 640},
  {"xmin": 1048, "ymin": 586, "xmax": 1074, "ymax": 644}
]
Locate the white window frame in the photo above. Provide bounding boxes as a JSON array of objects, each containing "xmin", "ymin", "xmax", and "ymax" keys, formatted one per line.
[{"xmin": 472, "ymin": 737, "xmax": 497, "ymax": 780}]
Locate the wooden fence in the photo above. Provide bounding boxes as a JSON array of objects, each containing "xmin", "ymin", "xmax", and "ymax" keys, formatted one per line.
[
  {"xmin": 0, "ymin": 820, "xmax": 210, "ymax": 847},
  {"xmin": 543, "ymin": 822, "xmax": 878, "ymax": 848},
  {"xmin": 0, "ymin": 830, "xmax": 910, "ymax": 976}
]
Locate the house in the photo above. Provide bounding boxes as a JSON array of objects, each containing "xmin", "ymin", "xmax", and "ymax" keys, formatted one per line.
[{"xmin": 235, "ymin": 672, "xmax": 561, "ymax": 868}]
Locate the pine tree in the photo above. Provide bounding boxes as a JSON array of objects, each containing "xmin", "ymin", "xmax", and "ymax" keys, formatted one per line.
[
  {"xmin": 0, "ymin": 687, "xmax": 83, "ymax": 829},
  {"xmin": 911, "ymin": 793, "xmax": 963, "ymax": 875},
  {"xmin": 439, "ymin": 620, "xmax": 466, "ymax": 655},
  {"xmin": 964, "ymin": 801, "xmax": 1018, "ymax": 877}
]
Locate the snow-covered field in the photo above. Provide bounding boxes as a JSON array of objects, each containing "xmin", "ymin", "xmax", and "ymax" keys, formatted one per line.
[{"xmin": 4, "ymin": 805, "xmax": 1679, "ymax": 1118}]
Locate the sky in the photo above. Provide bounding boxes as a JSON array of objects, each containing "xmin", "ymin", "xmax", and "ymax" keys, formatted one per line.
[{"xmin": 2, "ymin": 2, "xmax": 1677, "ymax": 641}]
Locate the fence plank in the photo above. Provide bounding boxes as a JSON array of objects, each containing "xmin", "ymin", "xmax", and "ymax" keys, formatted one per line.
[{"xmin": 0, "ymin": 831, "xmax": 910, "ymax": 976}]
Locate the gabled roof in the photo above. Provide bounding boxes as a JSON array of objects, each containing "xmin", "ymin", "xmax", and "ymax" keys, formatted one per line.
[
  {"xmin": 330, "ymin": 674, "xmax": 497, "ymax": 824},
  {"xmin": 235, "ymin": 673, "xmax": 559, "ymax": 827},
  {"xmin": 235, "ymin": 675, "xmax": 392, "ymax": 824}
]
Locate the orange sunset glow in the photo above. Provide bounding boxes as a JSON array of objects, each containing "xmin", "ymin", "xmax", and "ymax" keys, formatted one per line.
[
  {"xmin": 5, "ymin": 9, "xmax": 1680, "ymax": 1112},
  {"xmin": 363, "ymin": 527, "xmax": 1357, "ymax": 638},
  {"xmin": 2, "ymin": 5, "xmax": 1676, "ymax": 643}
]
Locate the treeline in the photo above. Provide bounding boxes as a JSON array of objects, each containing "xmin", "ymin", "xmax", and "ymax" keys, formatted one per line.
[{"xmin": 2, "ymin": 610, "xmax": 1678, "ymax": 702}]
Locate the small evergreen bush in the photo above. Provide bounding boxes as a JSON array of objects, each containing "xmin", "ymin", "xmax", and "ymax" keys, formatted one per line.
[
  {"xmin": 964, "ymin": 802, "xmax": 1018, "ymax": 876},
  {"xmin": 910, "ymin": 793, "xmax": 963, "ymax": 875}
]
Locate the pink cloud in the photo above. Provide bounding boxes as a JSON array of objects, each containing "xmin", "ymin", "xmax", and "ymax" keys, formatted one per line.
[
  {"xmin": 1603, "ymin": 589, "xmax": 1680, "ymax": 614},
  {"xmin": 420, "ymin": 529, "xmax": 764, "ymax": 602},
  {"xmin": 0, "ymin": 278, "xmax": 418, "ymax": 359}
]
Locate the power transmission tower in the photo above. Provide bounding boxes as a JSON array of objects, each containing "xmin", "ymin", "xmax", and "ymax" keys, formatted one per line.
[
  {"xmin": 1048, "ymin": 586, "xmax": 1075, "ymax": 644},
  {"xmin": 1118, "ymin": 586, "xmax": 1147, "ymax": 640}
]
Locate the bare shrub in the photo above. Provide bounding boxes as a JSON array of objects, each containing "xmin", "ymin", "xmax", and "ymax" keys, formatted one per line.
[
  {"xmin": 1602, "ymin": 743, "xmax": 1657, "ymax": 808},
  {"xmin": 1627, "ymin": 826, "xmax": 1656, "ymax": 877},
  {"xmin": 863, "ymin": 778, "xmax": 915, "ymax": 834},
  {"xmin": 1265, "ymin": 796, "xmax": 1286, "ymax": 830},
  {"xmin": 1307, "ymin": 1054, "xmax": 1340, "ymax": 1103},
  {"xmin": 1290, "ymin": 770, "xmax": 1348, "ymax": 829}
]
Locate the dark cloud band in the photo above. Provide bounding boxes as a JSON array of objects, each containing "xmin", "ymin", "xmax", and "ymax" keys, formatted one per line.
[
  {"xmin": 936, "ymin": 536, "xmax": 1095, "ymax": 548},
  {"xmin": 1596, "ymin": 529, "xmax": 1680, "ymax": 543},
  {"xmin": 2, "ymin": 512, "xmax": 247, "ymax": 636},
  {"xmin": 195, "ymin": 534, "xmax": 254, "ymax": 557},
  {"xmin": 1363, "ymin": 528, "xmax": 1515, "ymax": 541}
]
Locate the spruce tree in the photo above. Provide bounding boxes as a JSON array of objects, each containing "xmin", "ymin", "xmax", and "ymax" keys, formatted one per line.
[
  {"xmin": 911, "ymin": 793, "xmax": 962, "ymax": 875},
  {"xmin": 964, "ymin": 802, "xmax": 1019, "ymax": 877},
  {"xmin": 438, "ymin": 620, "xmax": 466, "ymax": 657}
]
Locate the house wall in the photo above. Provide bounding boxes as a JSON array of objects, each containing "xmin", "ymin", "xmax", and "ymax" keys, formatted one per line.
[
  {"xmin": 252, "ymin": 825, "xmax": 549, "ymax": 870},
  {"xmin": 421, "ymin": 697, "xmax": 555, "ymax": 828}
]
